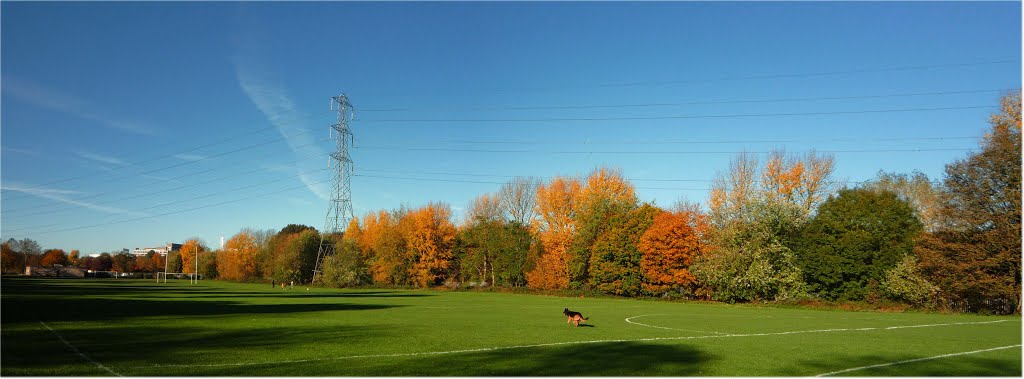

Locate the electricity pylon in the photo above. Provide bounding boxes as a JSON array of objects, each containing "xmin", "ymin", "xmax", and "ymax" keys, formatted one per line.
[{"xmin": 312, "ymin": 94, "xmax": 354, "ymax": 284}]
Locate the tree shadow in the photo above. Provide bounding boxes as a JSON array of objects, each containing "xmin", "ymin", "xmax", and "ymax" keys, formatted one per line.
[
  {"xmin": 2, "ymin": 322, "xmax": 389, "ymax": 376},
  {"xmin": 791, "ymin": 351, "xmax": 1022, "ymax": 376},
  {"xmin": 2, "ymin": 295, "xmax": 402, "ymax": 324},
  {"xmin": 355, "ymin": 341, "xmax": 714, "ymax": 376}
]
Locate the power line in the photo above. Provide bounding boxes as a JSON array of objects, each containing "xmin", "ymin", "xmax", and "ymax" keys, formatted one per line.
[
  {"xmin": 2, "ymin": 131, "xmax": 328, "ymax": 204},
  {"xmin": 358, "ymin": 168, "xmax": 945, "ymax": 185},
  {"xmin": 354, "ymin": 146, "xmax": 974, "ymax": 155},
  {"xmin": 360, "ymin": 166, "xmax": 712, "ymax": 182},
  {"xmin": 4, "ymin": 153, "xmax": 329, "ymax": 216},
  {"xmin": 359, "ymin": 105, "xmax": 994, "ymax": 123},
  {"xmin": 17, "ymin": 178, "xmax": 334, "ymax": 237},
  {"xmin": 354, "ymin": 174, "xmax": 712, "ymax": 191},
  {"xmin": 386, "ymin": 135, "xmax": 981, "ymax": 146},
  {"xmin": 1, "ymin": 124, "xmax": 283, "ymax": 201},
  {"xmin": 360, "ymin": 88, "xmax": 1012, "ymax": 112},
  {"xmin": 362, "ymin": 58, "xmax": 1017, "ymax": 96},
  {"xmin": 7, "ymin": 168, "xmax": 332, "ymax": 235}
]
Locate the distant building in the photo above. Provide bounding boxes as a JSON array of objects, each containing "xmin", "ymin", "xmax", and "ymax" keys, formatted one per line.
[{"xmin": 130, "ymin": 243, "xmax": 182, "ymax": 257}]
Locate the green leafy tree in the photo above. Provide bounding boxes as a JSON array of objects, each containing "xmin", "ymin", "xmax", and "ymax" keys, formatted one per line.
[
  {"xmin": 882, "ymin": 254, "xmax": 939, "ymax": 307},
  {"xmin": 457, "ymin": 221, "xmax": 533, "ymax": 287},
  {"xmin": 271, "ymin": 229, "xmax": 320, "ymax": 284},
  {"xmin": 692, "ymin": 200, "xmax": 805, "ymax": 302},
  {"xmin": 319, "ymin": 239, "xmax": 368, "ymax": 288},
  {"xmin": 793, "ymin": 189, "xmax": 922, "ymax": 301},
  {"xmin": 586, "ymin": 203, "xmax": 659, "ymax": 296}
]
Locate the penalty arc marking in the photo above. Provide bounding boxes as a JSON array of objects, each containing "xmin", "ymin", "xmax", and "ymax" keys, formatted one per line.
[{"xmin": 624, "ymin": 314, "xmax": 729, "ymax": 335}]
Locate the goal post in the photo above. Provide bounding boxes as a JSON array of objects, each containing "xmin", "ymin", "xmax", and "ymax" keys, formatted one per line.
[{"xmin": 156, "ymin": 272, "xmax": 203, "ymax": 283}]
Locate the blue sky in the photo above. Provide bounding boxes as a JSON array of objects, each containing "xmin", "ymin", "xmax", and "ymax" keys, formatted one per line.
[{"xmin": 2, "ymin": 2, "xmax": 1020, "ymax": 254}]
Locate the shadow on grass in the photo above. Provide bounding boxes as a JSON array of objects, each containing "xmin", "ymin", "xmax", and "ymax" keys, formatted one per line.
[
  {"xmin": 338, "ymin": 341, "xmax": 714, "ymax": 376},
  {"xmin": 792, "ymin": 351, "xmax": 1022, "ymax": 376},
  {"xmin": 1, "ymin": 278, "xmax": 432, "ymax": 299},
  {"xmin": 1, "ymin": 278, "xmax": 406, "ymax": 324},
  {"xmin": 2, "ymin": 322, "xmax": 388, "ymax": 376}
]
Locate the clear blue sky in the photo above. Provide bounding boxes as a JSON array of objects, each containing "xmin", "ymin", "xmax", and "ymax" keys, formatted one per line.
[{"xmin": 2, "ymin": 2, "xmax": 1020, "ymax": 254}]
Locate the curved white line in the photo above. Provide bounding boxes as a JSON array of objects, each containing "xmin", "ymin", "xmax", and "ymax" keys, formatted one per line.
[
  {"xmin": 145, "ymin": 319, "xmax": 1011, "ymax": 369},
  {"xmin": 816, "ymin": 344, "xmax": 1021, "ymax": 376},
  {"xmin": 624, "ymin": 314, "xmax": 729, "ymax": 335}
]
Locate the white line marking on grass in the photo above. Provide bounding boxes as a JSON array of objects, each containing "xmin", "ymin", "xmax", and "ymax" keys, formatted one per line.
[
  {"xmin": 815, "ymin": 344, "xmax": 1022, "ymax": 376},
  {"xmin": 147, "ymin": 319, "xmax": 1010, "ymax": 369},
  {"xmin": 40, "ymin": 321, "xmax": 123, "ymax": 377},
  {"xmin": 625, "ymin": 314, "xmax": 729, "ymax": 335}
]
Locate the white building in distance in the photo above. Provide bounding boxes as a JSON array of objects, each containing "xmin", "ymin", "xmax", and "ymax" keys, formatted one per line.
[{"xmin": 131, "ymin": 243, "xmax": 182, "ymax": 257}]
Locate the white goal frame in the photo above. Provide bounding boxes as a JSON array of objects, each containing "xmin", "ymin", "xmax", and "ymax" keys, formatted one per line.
[{"xmin": 156, "ymin": 272, "xmax": 203, "ymax": 284}]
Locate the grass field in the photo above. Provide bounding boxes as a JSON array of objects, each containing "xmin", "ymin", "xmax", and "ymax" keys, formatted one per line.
[{"xmin": 1, "ymin": 277, "xmax": 1020, "ymax": 376}]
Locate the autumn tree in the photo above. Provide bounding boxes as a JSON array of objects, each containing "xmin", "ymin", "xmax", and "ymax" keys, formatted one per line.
[
  {"xmin": 569, "ymin": 166, "xmax": 638, "ymax": 287},
  {"xmin": 638, "ymin": 208, "xmax": 710, "ymax": 296},
  {"xmin": 499, "ymin": 176, "xmax": 540, "ymax": 225},
  {"xmin": 40, "ymin": 249, "xmax": 68, "ymax": 266},
  {"xmin": 526, "ymin": 175, "xmax": 581, "ymax": 289},
  {"xmin": 710, "ymin": 150, "xmax": 836, "ymax": 226},
  {"xmin": 2, "ymin": 241, "xmax": 22, "ymax": 273},
  {"xmin": 861, "ymin": 170, "xmax": 942, "ymax": 232},
  {"xmin": 465, "ymin": 193, "xmax": 504, "ymax": 225},
  {"xmin": 180, "ymin": 239, "xmax": 208, "ymax": 274},
  {"xmin": 111, "ymin": 253, "xmax": 135, "ymax": 273},
  {"xmin": 68, "ymin": 250, "xmax": 80, "ymax": 266},
  {"xmin": 362, "ymin": 209, "xmax": 412, "ymax": 285},
  {"xmin": 218, "ymin": 230, "xmax": 260, "ymax": 281},
  {"xmin": 917, "ymin": 92, "xmax": 1021, "ymax": 314},
  {"xmin": 793, "ymin": 189, "xmax": 923, "ymax": 301},
  {"xmin": 406, "ymin": 203, "xmax": 457, "ymax": 287}
]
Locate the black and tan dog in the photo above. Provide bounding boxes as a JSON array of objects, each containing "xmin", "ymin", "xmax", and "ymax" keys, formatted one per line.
[{"xmin": 563, "ymin": 308, "xmax": 588, "ymax": 326}]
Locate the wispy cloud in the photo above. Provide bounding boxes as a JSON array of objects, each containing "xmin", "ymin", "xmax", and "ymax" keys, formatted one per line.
[
  {"xmin": 2, "ymin": 146, "xmax": 39, "ymax": 156},
  {"xmin": 233, "ymin": 51, "xmax": 329, "ymax": 200},
  {"xmin": 76, "ymin": 151, "xmax": 128, "ymax": 166},
  {"xmin": 2, "ymin": 183, "xmax": 148, "ymax": 216},
  {"xmin": 3, "ymin": 76, "xmax": 160, "ymax": 136}
]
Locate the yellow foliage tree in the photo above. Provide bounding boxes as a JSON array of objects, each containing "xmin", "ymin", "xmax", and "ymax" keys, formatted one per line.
[
  {"xmin": 405, "ymin": 203, "xmax": 456, "ymax": 287},
  {"xmin": 526, "ymin": 175, "xmax": 581, "ymax": 289}
]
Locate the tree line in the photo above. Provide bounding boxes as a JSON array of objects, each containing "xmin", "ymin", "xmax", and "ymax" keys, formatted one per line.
[{"xmin": 2, "ymin": 93, "xmax": 1018, "ymax": 314}]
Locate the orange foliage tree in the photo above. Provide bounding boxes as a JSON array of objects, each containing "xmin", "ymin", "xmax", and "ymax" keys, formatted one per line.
[
  {"xmin": 40, "ymin": 249, "xmax": 68, "ymax": 266},
  {"xmin": 405, "ymin": 203, "xmax": 457, "ymax": 287},
  {"xmin": 218, "ymin": 230, "xmax": 259, "ymax": 281},
  {"xmin": 180, "ymin": 238, "xmax": 207, "ymax": 274},
  {"xmin": 638, "ymin": 208, "xmax": 710, "ymax": 296},
  {"xmin": 526, "ymin": 175, "xmax": 581, "ymax": 289}
]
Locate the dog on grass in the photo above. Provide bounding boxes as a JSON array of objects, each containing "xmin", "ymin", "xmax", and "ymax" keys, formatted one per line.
[{"xmin": 563, "ymin": 308, "xmax": 588, "ymax": 326}]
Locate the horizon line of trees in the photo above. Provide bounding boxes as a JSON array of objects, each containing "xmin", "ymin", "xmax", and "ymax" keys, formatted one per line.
[{"xmin": 3, "ymin": 93, "xmax": 1018, "ymax": 315}]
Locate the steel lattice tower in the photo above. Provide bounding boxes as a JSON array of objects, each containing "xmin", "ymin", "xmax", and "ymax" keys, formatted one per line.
[{"xmin": 312, "ymin": 94, "xmax": 354, "ymax": 284}]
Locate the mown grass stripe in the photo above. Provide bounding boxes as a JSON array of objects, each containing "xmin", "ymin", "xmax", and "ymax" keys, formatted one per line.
[
  {"xmin": 40, "ymin": 321, "xmax": 123, "ymax": 377},
  {"xmin": 816, "ymin": 344, "xmax": 1022, "ymax": 376},
  {"xmin": 146, "ymin": 319, "xmax": 1009, "ymax": 369}
]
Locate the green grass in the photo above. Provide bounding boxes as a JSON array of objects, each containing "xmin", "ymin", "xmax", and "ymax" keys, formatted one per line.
[{"xmin": 1, "ymin": 277, "xmax": 1019, "ymax": 376}]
